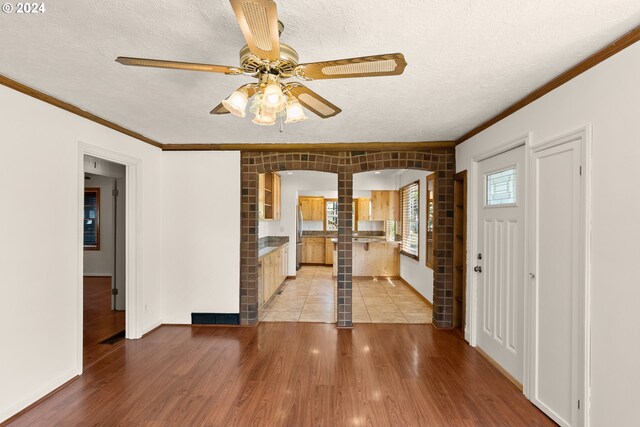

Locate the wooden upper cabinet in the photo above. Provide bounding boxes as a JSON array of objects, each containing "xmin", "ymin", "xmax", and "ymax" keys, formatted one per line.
[
  {"xmin": 258, "ymin": 172, "xmax": 281, "ymax": 221},
  {"xmin": 299, "ymin": 197, "xmax": 324, "ymax": 221},
  {"xmin": 356, "ymin": 198, "xmax": 371, "ymax": 221},
  {"xmin": 371, "ymin": 190, "xmax": 400, "ymax": 221},
  {"xmin": 258, "ymin": 173, "xmax": 266, "ymax": 220},
  {"xmin": 272, "ymin": 173, "xmax": 281, "ymax": 220}
]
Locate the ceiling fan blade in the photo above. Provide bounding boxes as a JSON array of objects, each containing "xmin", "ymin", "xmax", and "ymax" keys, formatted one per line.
[
  {"xmin": 210, "ymin": 84, "xmax": 259, "ymax": 114},
  {"xmin": 229, "ymin": 0, "xmax": 281, "ymax": 61},
  {"xmin": 210, "ymin": 103, "xmax": 230, "ymax": 115},
  {"xmin": 286, "ymin": 84, "xmax": 341, "ymax": 119},
  {"xmin": 116, "ymin": 57, "xmax": 243, "ymax": 75},
  {"xmin": 295, "ymin": 53, "xmax": 407, "ymax": 80}
]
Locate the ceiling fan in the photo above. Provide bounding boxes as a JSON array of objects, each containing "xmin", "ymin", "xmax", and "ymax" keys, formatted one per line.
[{"xmin": 116, "ymin": 0, "xmax": 407, "ymax": 127}]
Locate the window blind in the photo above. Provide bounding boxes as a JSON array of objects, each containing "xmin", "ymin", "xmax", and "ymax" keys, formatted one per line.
[{"xmin": 400, "ymin": 180, "xmax": 419, "ymax": 258}]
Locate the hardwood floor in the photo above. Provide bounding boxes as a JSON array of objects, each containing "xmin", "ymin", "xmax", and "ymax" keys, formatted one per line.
[
  {"xmin": 5, "ymin": 323, "xmax": 555, "ymax": 426},
  {"xmin": 83, "ymin": 276, "xmax": 125, "ymax": 367}
]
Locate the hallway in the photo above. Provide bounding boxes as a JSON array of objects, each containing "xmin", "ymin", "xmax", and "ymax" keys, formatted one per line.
[
  {"xmin": 83, "ymin": 276, "xmax": 125, "ymax": 367},
  {"xmin": 6, "ymin": 323, "xmax": 554, "ymax": 426}
]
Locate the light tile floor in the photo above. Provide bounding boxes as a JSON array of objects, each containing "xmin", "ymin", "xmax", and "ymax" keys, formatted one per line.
[{"xmin": 260, "ymin": 266, "xmax": 433, "ymax": 324}]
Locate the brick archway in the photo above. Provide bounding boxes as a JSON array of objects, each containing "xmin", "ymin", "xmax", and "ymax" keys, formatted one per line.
[{"xmin": 241, "ymin": 150, "xmax": 454, "ymax": 328}]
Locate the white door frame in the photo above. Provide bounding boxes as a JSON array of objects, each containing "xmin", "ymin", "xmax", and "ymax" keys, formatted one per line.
[
  {"xmin": 77, "ymin": 142, "xmax": 142, "ymax": 375},
  {"xmin": 526, "ymin": 126, "xmax": 591, "ymax": 426}
]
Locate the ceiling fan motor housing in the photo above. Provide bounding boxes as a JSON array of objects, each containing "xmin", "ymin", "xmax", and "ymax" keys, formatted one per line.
[{"xmin": 239, "ymin": 43, "xmax": 299, "ymax": 78}]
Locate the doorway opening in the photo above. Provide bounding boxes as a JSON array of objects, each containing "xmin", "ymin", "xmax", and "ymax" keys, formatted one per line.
[
  {"xmin": 259, "ymin": 170, "xmax": 337, "ymax": 323},
  {"xmin": 82, "ymin": 155, "xmax": 126, "ymax": 368}
]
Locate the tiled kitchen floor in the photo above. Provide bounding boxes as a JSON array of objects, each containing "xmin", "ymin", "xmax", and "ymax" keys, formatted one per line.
[{"xmin": 260, "ymin": 266, "xmax": 433, "ymax": 324}]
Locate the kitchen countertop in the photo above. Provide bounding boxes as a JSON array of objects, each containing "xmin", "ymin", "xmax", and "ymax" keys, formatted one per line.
[
  {"xmin": 329, "ymin": 237, "xmax": 400, "ymax": 244},
  {"xmin": 258, "ymin": 242, "xmax": 289, "ymax": 259}
]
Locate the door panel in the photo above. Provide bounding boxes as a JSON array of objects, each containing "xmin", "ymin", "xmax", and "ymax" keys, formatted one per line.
[
  {"xmin": 477, "ymin": 145, "xmax": 525, "ymax": 383},
  {"xmin": 531, "ymin": 138, "xmax": 583, "ymax": 427}
]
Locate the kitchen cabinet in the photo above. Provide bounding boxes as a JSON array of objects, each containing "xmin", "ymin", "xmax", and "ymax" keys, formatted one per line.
[
  {"xmin": 258, "ymin": 172, "xmax": 281, "ymax": 220},
  {"xmin": 371, "ymin": 190, "xmax": 400, "ymax": 221},
  {"xmin": 260, "ymin": 244, "xmax": 288, "ymax": 307},
  {"xmin": 324, "ymin": 238, "xmax": 334, "ymax": 266},
  {"xmin": 272, "ymin": 173, "xmax": 281, "ymax": 220},
  {"xmin": 301, "ymin": 237, "xmax": 325, "ymax": 264},
  {"xmin": 299, "ymin": 197, "xmax": 324, "ymax": 221},
  {"xmin": 356, "ymin": 197, "xmax": 371, "ymax": 221}
]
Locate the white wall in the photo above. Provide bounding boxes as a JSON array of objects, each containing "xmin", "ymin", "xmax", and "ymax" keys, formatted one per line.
[
  {"xmin": 160, "ymin": 151, "xmax": 241, "ymax": 323},
  {"xmin": 456, "ymin": 42, "xmax": 640, "ymax": 426},
  {"xmin": 0, "ymin": 84, "xmax": 163, "ymax": 422},
  {"xmin": 83, "ymin": 174, "xmax": 116, "ymax": 276},
  {"xmin": 398, "ymin": 170, "xmax": 435, "ymax": 303}
]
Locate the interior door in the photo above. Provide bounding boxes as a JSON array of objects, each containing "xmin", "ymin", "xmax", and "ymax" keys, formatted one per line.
[
  {"xmin": 476, "ymin": 145, "xmax": 525, "ymax": 383},
  {"xmin": 530, "ymin": 137, "xmax": 584, "ymax": 427}
]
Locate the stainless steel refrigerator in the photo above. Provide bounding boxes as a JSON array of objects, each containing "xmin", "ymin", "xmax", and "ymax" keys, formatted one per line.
[{"xmin": 296, "ymin": 206, "xmax": 303, "ymax": 270}]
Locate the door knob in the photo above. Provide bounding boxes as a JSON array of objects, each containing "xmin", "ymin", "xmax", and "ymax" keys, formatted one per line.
[{"xmin": 474, "ymin": 266, "xmax": 482, "ymax": 273}]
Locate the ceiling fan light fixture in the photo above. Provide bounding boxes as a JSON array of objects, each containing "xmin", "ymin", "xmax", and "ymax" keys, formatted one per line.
[
  {"xmin": 261, "ymin": 74, "xmax": 286, "ymax": 113},
  {"xmin": 285, "ymin": 97, "xmax": 308, "ymax": 124},
  {"xmin": 221, "ymin": 89, "xmax": 249, "ymax": 117},
  {"xmin": 252, "ymin": 108, "xmax": 277, "ymax": 126}
]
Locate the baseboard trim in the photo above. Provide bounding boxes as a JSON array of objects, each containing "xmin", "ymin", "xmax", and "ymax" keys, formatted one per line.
[
  {"xmin": 142, "ymin": 322, "xmax": 163, "ymax": 338},
  {"xmin": 286, "ymin": 275, "xmax": 296, "ymax": 280},
  {"xmin": 475, "ymin": 346, "xmax": 523, "ymax": 392},
  {"xmin": 83, "ymin": 274, "xmax": 112, "ymax": 278},
  {"xmin": 0, "ymin": 371, "xmax": 79, "ymax": 425},
  {"xmin": 397, "ymin": 277, "xmax": 434, "ymax": 308}
]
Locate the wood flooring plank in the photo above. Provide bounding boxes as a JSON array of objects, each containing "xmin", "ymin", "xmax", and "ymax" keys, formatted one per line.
[{"xmin": 3, "ymin": 324, "xmax": 557, "ymax": 427}]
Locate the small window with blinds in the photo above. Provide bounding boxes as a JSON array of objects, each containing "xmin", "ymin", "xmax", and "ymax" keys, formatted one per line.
[{"xmin": 400, "ymin": 180, "xmax": 419, "ymax": 259}]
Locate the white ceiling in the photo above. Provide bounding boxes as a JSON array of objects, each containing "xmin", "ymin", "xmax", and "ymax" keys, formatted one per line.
[{"xmin": 1, "ymin": 1, "xmax": 639, "ymax": 145}]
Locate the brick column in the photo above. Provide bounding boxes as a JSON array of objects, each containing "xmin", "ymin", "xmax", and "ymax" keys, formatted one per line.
[
  {"xmin": 336, "ymin": 168, "xmax": 353, "ymax": 328},
  {"xmin": 240, "ymin": 160, "xmax": 259, "ymax": 325},
  {"xmin": 432, "ymin": 166, "xmax": 455, "ymax": 328}
]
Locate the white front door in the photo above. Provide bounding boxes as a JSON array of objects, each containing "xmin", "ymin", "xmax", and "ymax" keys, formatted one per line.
[
  {"xmin": 476, "ymin": 145, "xmax": 525, "ymax": 383},
  {"xmin": 530, "ymin": 136, "xmax": 585, "ymax": 427}
]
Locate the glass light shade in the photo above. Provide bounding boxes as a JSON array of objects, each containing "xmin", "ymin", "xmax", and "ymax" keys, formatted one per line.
[
  {"xmin": 221, "ymin": 90, "xmax": 248, "ymax": 117},
  {"xmin": 285, "ymin": 97, "xmax": 309, "ymax": 123},
  {"xmin": 285, "ymin": 98, "xmax": 308, "ymax": 124},
  {"xmin": 262, "ymin": 83, "xmax": 286, "ymax": 112},
  {"xmin": 252, "ymin": 108, "xmax": 276, "ymax": 126}
]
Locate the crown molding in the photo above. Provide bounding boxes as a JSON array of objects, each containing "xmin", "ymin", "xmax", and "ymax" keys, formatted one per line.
[
  {"xmin": 456, "ymin": 25, "xmax": 640, "ymax": 145},
  {"xmin": 0, "ymin": 74, "xmax": 164, "ymax": 149},
  {"xmin": 162, "ymin": 141, "xmax": 456, "ymax": 152}
]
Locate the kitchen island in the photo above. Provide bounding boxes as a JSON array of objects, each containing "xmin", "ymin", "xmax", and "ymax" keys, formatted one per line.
[{"xmin": 331, "ymin": 238, "xmax": 400, "ymax": 277}]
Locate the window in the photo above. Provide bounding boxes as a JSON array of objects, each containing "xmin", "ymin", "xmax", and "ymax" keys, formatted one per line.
[
  {"xmin": 325, "ymin": 199, "xmax": 356, "ymax": 231},
  {"xmin": 400, "ymin": 180, "xmax": 419, "ymax": 259},
  {"xmin": 84, "ymin": 188, "xmax": 100, "ymax": 250},
  {"xmin": 325, "ymin": 199, "xmax": 338, "ymax": 230},
  {"xmin": 426, "ymin": 174, "xmax": 435, "ymax": 268},
  {"xmin": 486, "ymin": 167, "xmax": 517, "ymax": 206}
]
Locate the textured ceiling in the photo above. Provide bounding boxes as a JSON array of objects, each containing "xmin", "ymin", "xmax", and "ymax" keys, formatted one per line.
[{"xmin": 1, "ymin": 1, "xmax": 639, "ymax": 145}]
